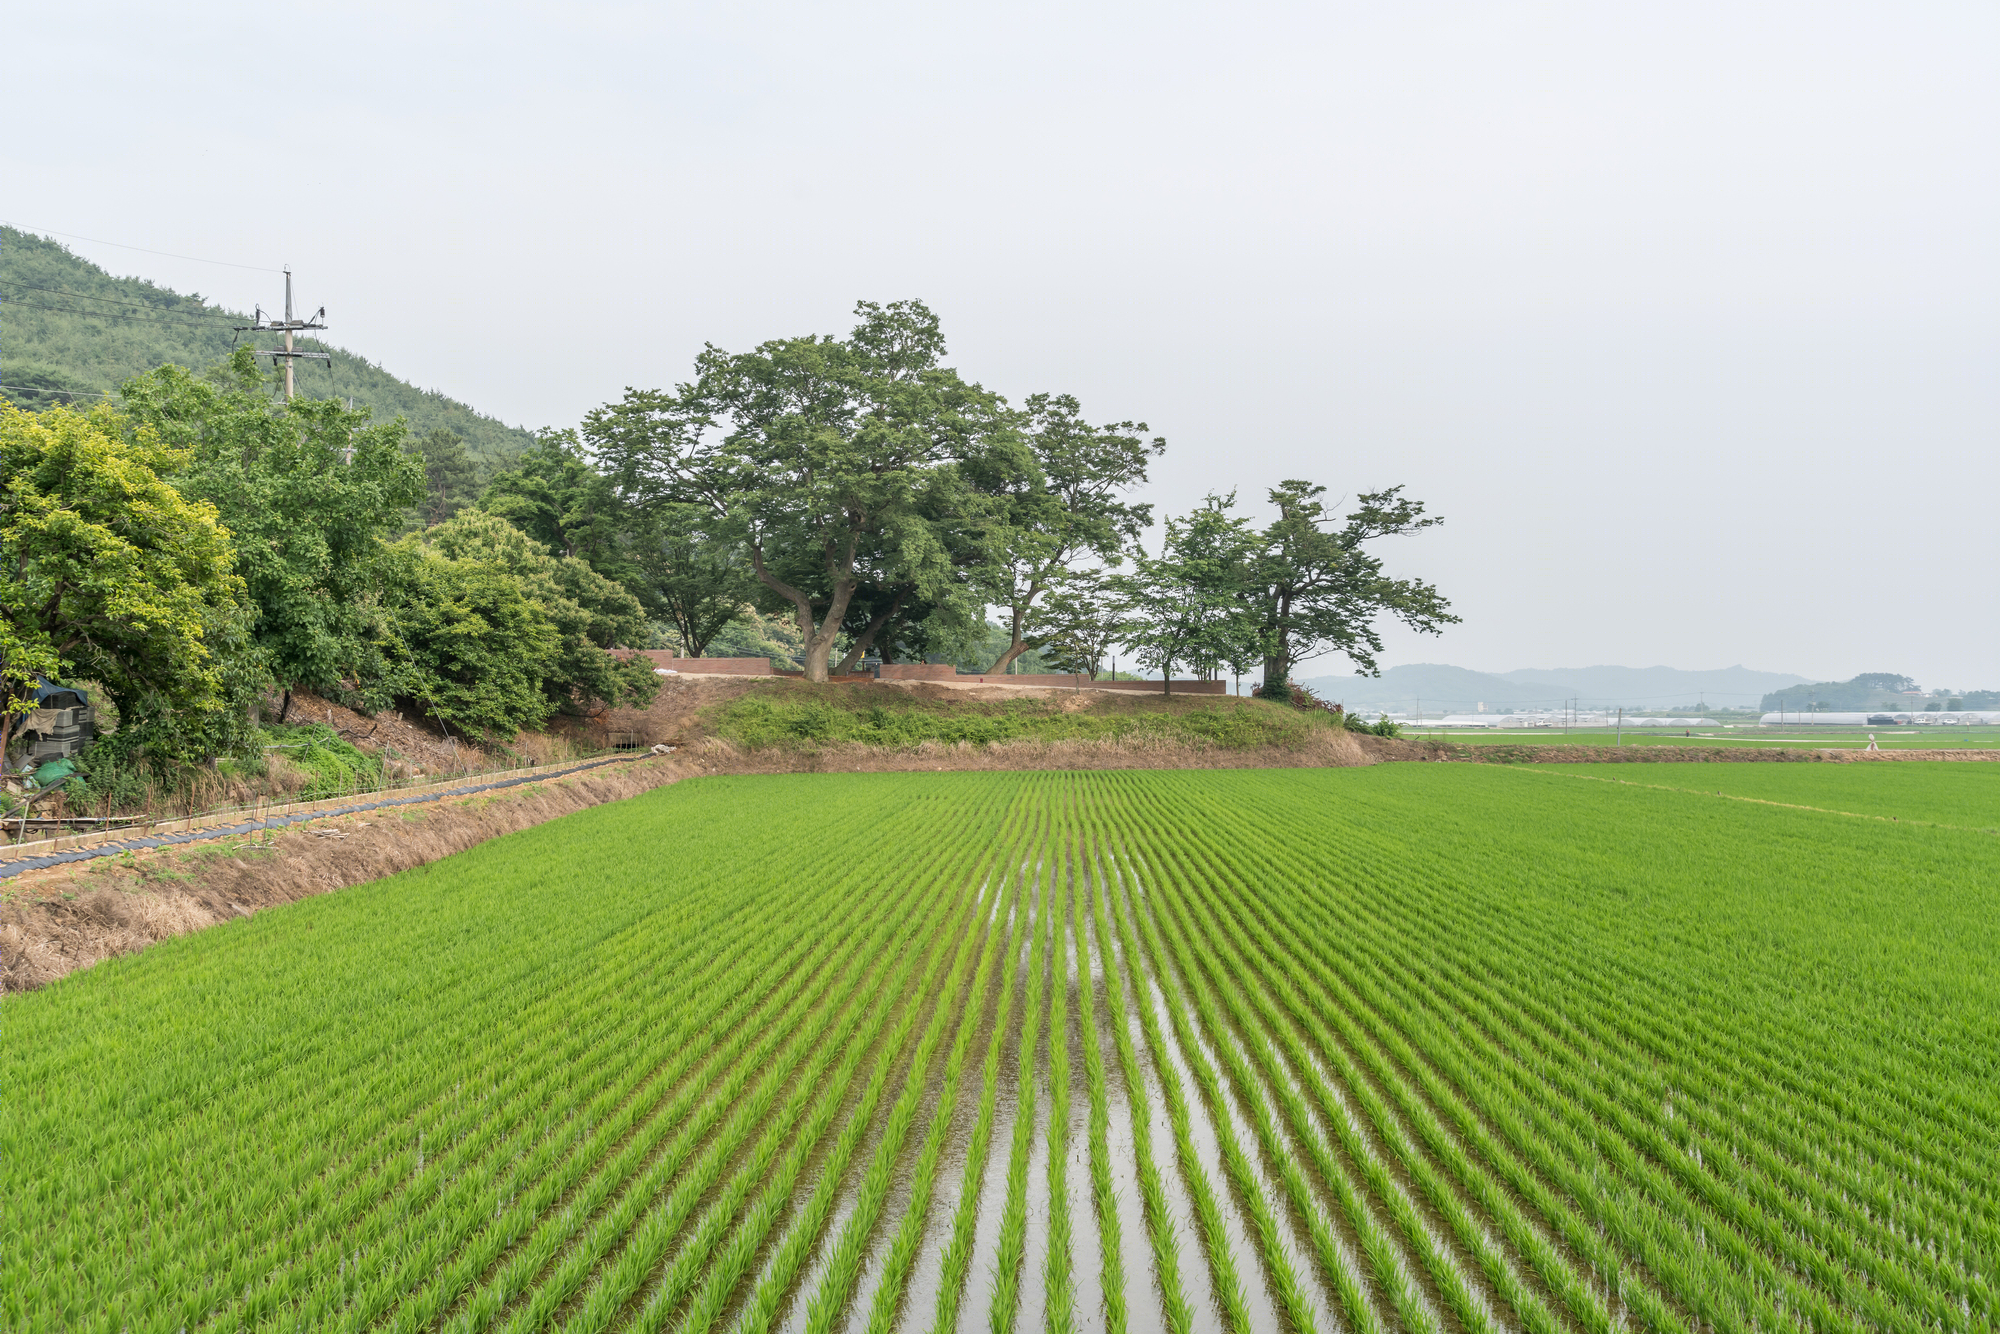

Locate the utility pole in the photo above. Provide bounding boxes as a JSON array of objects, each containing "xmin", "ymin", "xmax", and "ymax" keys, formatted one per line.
[
  {"xmin": 1616, "ymin": 707, "xmax": 1624, "ymax": 748},
  {"xmin": 236, "ymin": 267, "xmax": 329, "ymax": 399}
]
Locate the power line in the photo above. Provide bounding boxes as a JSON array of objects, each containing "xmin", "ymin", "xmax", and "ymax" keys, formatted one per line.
[
  {"xmin": 0, "ymin": 219, "xmax": 284, "ymax": 273},
  {"xmin": 0, "ymin": 279, "xmax": 241, "ymax": 321},
  {"xmin": 0, "ymin": 292, "xmax": 247, "ymax": 331}
]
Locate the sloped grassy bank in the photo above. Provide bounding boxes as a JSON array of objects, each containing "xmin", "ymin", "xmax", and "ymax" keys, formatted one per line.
[{"xmin": 702, "ymin": 681, "xmax": 1333, "ymax": 752}]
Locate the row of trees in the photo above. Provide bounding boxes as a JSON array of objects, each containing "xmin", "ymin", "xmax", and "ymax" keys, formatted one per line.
[
  {"xmin": 2, "ymin": 349, "xmax": 658, "ymax": 767},
  {"xmin": 583, "ymin": 299, "xmax": 1455, "ymax": 689},
  {"xmin": 3, "ymin": 300, "xmax": 1454, "ymax": 772}
]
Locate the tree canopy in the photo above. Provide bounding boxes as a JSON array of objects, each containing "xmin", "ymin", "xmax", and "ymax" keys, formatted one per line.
[
  {"xmin": 119, "ymin": 350, "xmax": 425, "ymax": 713},
  {"xmin": 1249, "ymin": 481, "xmax": 1457, "ymax": 692},
  {"xmin": 1, "ymin": 402, "xmax": 244, "ymax": 760},
  {"xmin": 586, "ymin": 300, "xmax": 1025, "ymax": 681},
  {"xmin": 978, "ymin": 393, "xmax": 1160, "ymax": 673}
]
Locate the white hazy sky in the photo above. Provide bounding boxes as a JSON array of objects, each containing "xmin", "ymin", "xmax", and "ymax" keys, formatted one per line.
[{"xmin": 8, "ymin": 2, "xmax": 1996, "ymax": 687}]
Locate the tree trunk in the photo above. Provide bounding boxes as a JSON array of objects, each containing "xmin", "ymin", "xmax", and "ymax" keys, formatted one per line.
[
  {"xmin": 277, "ymin": 689, "xmax": 294, "ymax": 724},
  {"xmin": 985, "ymin": 580, "xmax": 1045, "ymax": 674},
  {"xmin": 835, "ymin": 591, "xmax": 905, "ymax": 675}
]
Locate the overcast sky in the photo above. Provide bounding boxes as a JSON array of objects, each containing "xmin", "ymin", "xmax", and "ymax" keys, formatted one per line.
[{"xmin": 9, "ymin": 2, "xmax": 1996, "ymax": 687}]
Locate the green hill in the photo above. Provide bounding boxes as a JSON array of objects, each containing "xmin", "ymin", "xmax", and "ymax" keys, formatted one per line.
[{"xmin": 0, "ymin": 227, "xmax": 534, "ymax": 467}]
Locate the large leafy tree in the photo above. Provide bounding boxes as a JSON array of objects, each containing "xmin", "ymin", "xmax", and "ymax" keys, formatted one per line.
[
  {"xmin": 979, "ymin": 394, "xmax": 1161, "ymax": 672},
  {"xmin": 1250, "ymin": 480, "xmax": 1456, "ymax": 693},
  {"xmin": 119, "ymin": 351, "xmax": 424, "ymax": 717},
  {"xmin": 1, "ymin": 403, "xmax": 244, "ymax": 761},
  {"xmin": 480, "ymin": 428, "xmax": 632, "ymax": 574},
  {"xmin": 1026, "ymin": 568, "xmax": 1130, "ymax": 680},
  {"xmin": 624, "ymin": 503, "xmax": 758, "ymax": 658},
  {"xmin": 1114, "ymin": 494, "xmax": 1264, "ymax": 695},
  {"xmin": 587, "ymin": 300, "xmax": 1025, "ymax": 682}
]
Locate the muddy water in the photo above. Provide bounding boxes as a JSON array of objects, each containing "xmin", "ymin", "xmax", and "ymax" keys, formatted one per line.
[{"xmin": 1094, "ymin": 857, "xmax": 1225, "ymax": 1334}]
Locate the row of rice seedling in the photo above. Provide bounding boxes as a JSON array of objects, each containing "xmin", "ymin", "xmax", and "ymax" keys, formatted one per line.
[
  {"xmin": 60, "ymin": 788, "xmax": 860, "ymax": 1328},
  {"xmin": 1195, "ymin": 776, "xmax": 1973, "ymax": 1331},
  {"xmin": 1110, "ymin": 783, "xmax": 1582, "ymax": 1334},
  {"xmin": 12, "ymin": 767, "xmax": 1994, "ymax": 1333},
  {"xmin": 1112, "ymin": 766, "xmax": 1995, "ymax": 1332},
  {"xmin": 730, "ymin": 792, "xmax": 1039, "ymax": 1334},
  {"xmin": 986, "ymin": 809, "xmax": 1054, "ymax": 1334},
  {"xmin": 927, "ymin": 837, "xmax": 1033, "ymax": 1334},
  {"xmin": 1067, "ymin": 834, "xmax": 1127, "ymax": 1334},
  {"xmin": 1351, "ymin": 792, "xmax": 2000, "ymax": 1307}
]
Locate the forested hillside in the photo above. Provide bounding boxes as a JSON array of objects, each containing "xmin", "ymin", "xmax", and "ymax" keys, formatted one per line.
[{"xmin": 0, "ymin": 227, "xmax": 534, "ymax": 466}]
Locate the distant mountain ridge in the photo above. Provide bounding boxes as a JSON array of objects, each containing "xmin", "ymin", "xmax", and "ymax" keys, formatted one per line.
[
  {"xmin": 0, "ymin": 227, "xmax": 535, "ymax": 465},
  {"xmin": 1294, "ymin": 662, "xmax": 1811, "ymax": 712}
]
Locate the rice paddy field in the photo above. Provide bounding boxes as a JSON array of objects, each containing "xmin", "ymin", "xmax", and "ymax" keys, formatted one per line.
[
  {"xmin": 8, "ymin": 765, "xmax": 1998, "ymax": 1334},
  {"xmin": 1427, "ymin": 727, "xmax": 2000, "ymax": 751}
]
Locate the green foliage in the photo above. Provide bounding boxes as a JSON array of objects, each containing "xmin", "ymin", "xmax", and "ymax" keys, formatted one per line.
[
  {"xmin": 629, "ymin": 503, "xmax": 760, "ymax": 658},
  {"xmin": 376, "ymin": 512, "xmax": 657, "ymax": 739},
  {"xmin": 10, "ymin": 769, "xmax": 1993, "ymax": 1330},
  {"xmin": 415, "ymin": 427, "xmax": 479, "ymax": 527},
  {"xmin": 421, "ymin": 511, "xmax": 657, "ymax": 714},
  {"xmin": 479, "ymin": 428, "xmax": 632, "ymax": 571},
  {"xmin": 1, "ymin": 401, "xmax": 245, "ymax": 761},
  {"xmin": 0, "ymin": 227, "xmax": 534, "ymax": 465},
  {"xmin": 702, "ymin": 606, "xmax": 804, "ymax": 667},
  {"xmin": 1248, "ymin": 480, "xmax": 1456, "ymax": 683},
  {"xmin": 120, "ymin": 353, "xmax": 425, "ymax": 698},
  {"xmin": 1113, "ymin": 493, "xmax": 1264, "ymax": 690},
  {"xmin": 708, "ymin": 687, "xmax": 1317, "ymax": 750},
  {"xmin": 1342, "ymin": 710, "xmax": 1402, "ymax": 737},
  {"xmin": 977, "ymin": 393, "xmax": 1161, "ymax": 672},
  {"xmin": 586, "ymin": 299, "xmax": 1025, "ymax": 680}
]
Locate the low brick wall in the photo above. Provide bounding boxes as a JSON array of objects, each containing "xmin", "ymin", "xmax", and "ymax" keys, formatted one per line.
[{"xmin": 878, "ymin": 663, "xmax": 959, "ymax": 681}]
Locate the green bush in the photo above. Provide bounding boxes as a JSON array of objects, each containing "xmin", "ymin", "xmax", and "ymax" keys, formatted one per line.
[
  {"xmin": 711, "ymin": 690, "xmax": 1326, "ymax": 752},
  {"xmin": 261, "ymin": 723, "xmax": 383, "ymax": 799}
]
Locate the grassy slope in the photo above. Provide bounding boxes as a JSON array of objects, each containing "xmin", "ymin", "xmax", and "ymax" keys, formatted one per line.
[
  {"xmin": 0, "ymin": 227, "xmax": 534, "ymax": 465},
  {"xmin": 698, "ymin": 679, "xmax": 1336, "ymax": 751}
]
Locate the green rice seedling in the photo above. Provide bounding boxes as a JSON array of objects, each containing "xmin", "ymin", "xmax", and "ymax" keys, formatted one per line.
[
  {"xmin": 732, "ymin": 789, "xmax": 1029, "ymax": 1334},
  {"xmin": 1154, "ymin": 835, "xmax": 1569, "ymax": 1334},
  {"xmin": 1112, "ymin": 834, "xmax": 1326, "ymax": 1334},
  {"xmin": 857, "ymin": 853, "xmax": 1029, "ymax": 1334},
  {"xmin": 537, "ymin": 853, "xmax": 969, "ymax": 1334},
  {"xmin": 1143, "ymin": 829, "xmax": 1517, "ymax": 1334},
  {"xmin": 800, "ymin": 855, "xmax": 1015, "ymax": 1334},
  {"xmin": 1042, "ymin": 830, "xmax": 1078, "ymax": 1334},
  {"xmin": 668, "ymin": 792, "xmax": 1043, "ymax": 1334},
  {"xmin": 11, "ymin": 768, "xmax": 1998, "ymax": 1333}
]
